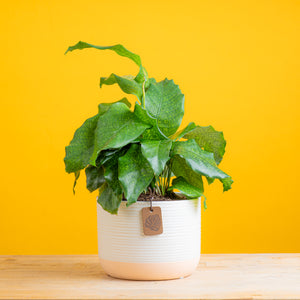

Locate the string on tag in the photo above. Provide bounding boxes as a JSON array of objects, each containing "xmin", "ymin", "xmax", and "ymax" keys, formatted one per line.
[
  {"xmin": 148, "ymin": 187, "xmax": 153, "ymax": 212},
  {"xmin": 150, "ymin": 196, "xmax": 153, "ymax": 212}
]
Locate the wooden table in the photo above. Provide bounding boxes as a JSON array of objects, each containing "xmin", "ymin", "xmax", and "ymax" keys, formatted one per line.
[{"xmin": 0, "ymin": 254, "xmax": 299, "ymax": 299}]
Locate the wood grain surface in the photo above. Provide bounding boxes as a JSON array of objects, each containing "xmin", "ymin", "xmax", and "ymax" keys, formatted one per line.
[{"xmin": 0, "ymin": 254, "xmax": 299, "ymax": 299}]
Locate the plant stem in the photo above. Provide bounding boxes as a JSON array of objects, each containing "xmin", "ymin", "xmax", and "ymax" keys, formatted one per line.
[
  {"xmin": 166, "ymin": 160, "xmax": 172, "ymax": 192},
  {"xmin": 155, "ymin": 176, "xmax": 161, "ymax": 195},
  {"xmin": 142, "ymin": 80, "xmax": 146, "ymax": 108}
]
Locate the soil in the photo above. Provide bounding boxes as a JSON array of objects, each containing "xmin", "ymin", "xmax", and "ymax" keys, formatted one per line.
[{"xmin": 122, "ymin": 192, "xmax": 186, "ymax": 202}]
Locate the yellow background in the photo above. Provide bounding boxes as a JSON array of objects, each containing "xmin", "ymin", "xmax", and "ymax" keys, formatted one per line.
[{"xmin": 0, "ymin": 0, "xmax": 299, "ymax": 254}]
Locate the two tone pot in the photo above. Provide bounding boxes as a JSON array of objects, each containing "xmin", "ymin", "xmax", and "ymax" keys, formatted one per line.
[{"xmin": 97, "ymin": 198, "xmax": 201, "ymax": 280}]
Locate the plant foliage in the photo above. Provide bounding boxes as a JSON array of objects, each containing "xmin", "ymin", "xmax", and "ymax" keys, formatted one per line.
[{"xmin": 64, "ymin": 41, "xmax": 233, "ymax": 214}]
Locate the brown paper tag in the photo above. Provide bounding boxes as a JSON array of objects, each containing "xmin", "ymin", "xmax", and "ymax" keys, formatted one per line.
[{"xmin": 142, "ymin": 206, "xmax": 163, "ymax": 236}]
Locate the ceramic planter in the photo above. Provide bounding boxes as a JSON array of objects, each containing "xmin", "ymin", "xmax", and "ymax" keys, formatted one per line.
[{"xmin": 97, "ymin": 198, "xmax": 201, "ymax": 280}]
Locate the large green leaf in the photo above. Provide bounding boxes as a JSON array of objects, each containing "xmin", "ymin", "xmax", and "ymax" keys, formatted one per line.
[
  {"xmin": 65, "ymin": 41, "xmax": 142, "ymax": 65},
  {"xmin": 97, "ymin": 182, "xmax": 122, "ymax": 215},
  {"xmin": 169, "ymin": 177, "xmax": 203, "ymax": 199},
  {"xmin": 104, "ymin": 163, "xmax": 122, "ymax": 195},
  {"xmin": 119, "ymin": 144, "xmax": 154, "ymax": 206},
  {"xmin": 100, "ymin": 74, "xmax": 142, "ymax": 99},
  {"xmin": 170, "ymin": 122, "xmax": 196, "ymax": 141},
  {"xmin": 85, "ymin": 165, "xmax": 105, "ymax": 192},
  {"xmin": 98, "ymin": 97, "xmax": 131, "ymax": 115},
  {"xmin": 90, "ymin": 102, "xmax": 150, "ymax": 165},
  {"xmin": 87, "ymin": 152, "xmax": 124, "ymax": 214},
  {"xmin": 64, "ymin": 98, "xmax": 131, "ymax": 174},
  {"xmin": 172, "ymin": 139, "xmax": 233, "ymax": 191},
  {"xmin": 134, "ymin": 104, "xmax": 168, "ymax": 140},
  {"xmin": 96, "ymin": 146, "xmax": 129, "ymax": 167},
  {"xmin": 171, "ymin": 155, "xmax": 204, "ymax": 192},
  {"xmin": 184, "ymin": 125, "xmax": 226, "ymax": 165},
  {"xmin": 141, "ymin": 140, "xmax": 172, "ymax": 175},
  {"xmin": 145, "ymin": 79, "xmax": 185, "ymax": 137},
  {"xmin": 103, "ymin": 149, "xmax": 127, "ymax": 196},
  {"xmin": 65, "ymin": 41, "xmax": 148, "ymax": 83},
  {"xmin": 64, "ymin": 114, "xmax": 99, "ymax": 173}
]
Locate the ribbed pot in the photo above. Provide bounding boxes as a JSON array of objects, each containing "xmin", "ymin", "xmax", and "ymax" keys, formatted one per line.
[{"xmin": 97, "ymin": 198, "xmax": 201, "ymax": 280}]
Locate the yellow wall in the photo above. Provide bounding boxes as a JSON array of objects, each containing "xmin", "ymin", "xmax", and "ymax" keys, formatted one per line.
[{"xmin": 0, "ymin": 0, "xmax": 299, "ymax": 254}]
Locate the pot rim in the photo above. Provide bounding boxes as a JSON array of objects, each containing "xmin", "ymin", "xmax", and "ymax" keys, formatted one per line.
[
  {"xmin": 97, "ymin": 194, "xmax": 201, "ymax": 203},
  {"xmin": 120, "ymin": 197, "xmax": 201, "ymax": 202}
]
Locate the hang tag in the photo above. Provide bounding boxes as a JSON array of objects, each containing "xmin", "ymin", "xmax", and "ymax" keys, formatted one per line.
[{"xmin": 142, "ymin": 206, "xmax": 163, "ymax": 235}]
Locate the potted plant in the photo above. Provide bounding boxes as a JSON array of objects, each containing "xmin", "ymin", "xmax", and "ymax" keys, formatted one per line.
[{"xmin": 64, "ymin": 42, "xmax": 233, "ymax": 280}]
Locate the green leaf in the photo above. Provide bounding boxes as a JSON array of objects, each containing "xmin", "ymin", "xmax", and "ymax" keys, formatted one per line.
[
  {"xmin": 204, "ymin": 198, "xmax": 207, "ymax": 210},
  {"xmin": 141, "ymin": 140, "xmax": 172, "ymax": 175},
  {"xmin": 64, "ymin": 98, "xmax": 130, "ymax": 174},
  {"xmin": 170, "ymin": 122, "xmax": 196, "ymax": 141},
  {"xmin": 119, "ymin": 144, "xmax": 154, "ymax": 206},
  {"xmin": 64, "ymin": 114, "xmax": 99, "ymax": 173},
  {"xmin": 100, "ymin": 74, "xmax": 142, "ymax": 99},
  {"xmin": 89, "ymin": 151, "xmax": 125, "ymax": 214},
  {"xmin": 65, "ymin": 41, "xmax": 142, "ymax": 65},
  {"xmin": 104, "ymin": 163, "xmax": 122, "ymax": 195},
  {"xmin": 206, "ymin": 177, "xmax": 215, "ymax": 185},
  {"xmin": 171, "ymin": 155, "xmax": 204, "ymax": 192},
  {"xmin": 73, "ymin": 171, "xmax": 80, "ymax": 195},
  {"xmin": 134, "ymin": 66, "xmax": 149, "ymax": 84},
  {"xmin": 90, "ymin": 102, "xmax": 150, "ymax": 165},
  {"xmin": 103, "ymin": 149, "xmax": 126, "ymax": 195},
  {"xmin": 96, "ymin": 146, "xmax": 129, "ymax": 167},
  {"xmin": 85, "ymin": 165, "xmax": 105, "ymax": 193},
  {"xmin": 169, "ymin": 177, "xmax": 203, "ymax": 199},
  {"xmin": 221, "ymin": 176, "xmax": 234, "ymax": 192},
  {"xmin": 97, "ymin": 182, "xmax": 122, "ymax": 215},
  {"xmin": 184, "ymin": 125, "xmax": 226, "ymax": 165},
  {"xmin": 145, "ymin": 79, "xmax": 185, "ymax": 137},
  {"xmin": 144, "ymin": 77, "xmax": 156, "ymax": 89},
  {"xmin": 65, "ymin": 41, "xmax": 148, "ymax": 83},
  {"xmin": 98, "ymin": 97, "xmax": 131, "ymax": 115},
  {"xmin": 172, "ymin": 139, "xmax": 233, "ymax": 191},
  {"xmin": 134, "ymin": 104, "xmax": 168, "ymax": 140}
]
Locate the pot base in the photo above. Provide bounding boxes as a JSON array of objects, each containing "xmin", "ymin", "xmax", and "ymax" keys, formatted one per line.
[{"xmin": 99, "ymin": 257, "xmax": 200, "ymax": 281}]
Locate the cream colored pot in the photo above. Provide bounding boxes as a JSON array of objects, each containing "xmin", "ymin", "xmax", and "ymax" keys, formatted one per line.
[{"xmin": 97, "ymin": 198, "xmax": 201, "ymax": 280}]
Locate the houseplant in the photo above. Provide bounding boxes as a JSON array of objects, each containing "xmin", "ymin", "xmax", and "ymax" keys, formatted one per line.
[{"xmin": 64, "ymin": 41, "xmax": 233, "ymax": 280}]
